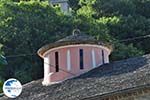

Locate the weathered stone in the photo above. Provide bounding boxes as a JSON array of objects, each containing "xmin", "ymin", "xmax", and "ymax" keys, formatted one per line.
[{"xmin": 0, "ymin": 54, "xmax": 150, "ymax": 100}]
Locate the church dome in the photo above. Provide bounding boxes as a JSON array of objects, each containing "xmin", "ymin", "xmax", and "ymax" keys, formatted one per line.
[
  {"xmin": 38, "ymin": 29, "xmax": 111, "ymax": 58},
  {"xmin": 37, "ymin": 29, "xmax": 112, "ymax": 85}
]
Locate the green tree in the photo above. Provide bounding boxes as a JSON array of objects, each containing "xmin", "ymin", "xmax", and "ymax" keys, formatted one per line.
[
  {"xmin": 133, "ymin": 0, "xmax": 150, "ymax": 18},
  {"xmin": 0, "ymin": 55, "xmax": 7, "ymax": 67},
  {"xmin": 68, "ymin": 0, "xmax": 80, "ymax": 11},
  {"xmin": 0, "ymin": 0, "xmax": 96, "ymax": 84},
  {"xmin": 92, "ymin": 0, "xmax": 150, "ymax": 54},
  {"xmin": 0, "ymin": 54, "xmax": 7, "ymax": 93},
  {"xmin": 0, "ymin": 0, "xmax": 146, "ymax": 85},
  {"xmin": 110, "ymin": 42, "xmax": 144, "ymax": 61},
  {"xmin": 94, "ymin": 0, "xmax": 136, "ymax": 17},
  {"xmin": 0, "ymin": 1, "xmax": 74, "ymax": 83}
]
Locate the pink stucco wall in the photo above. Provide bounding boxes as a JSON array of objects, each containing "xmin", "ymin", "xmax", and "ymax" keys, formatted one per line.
[{"xmin": 42, "ymin": 44, "xmax": 111, "ymax": 85}]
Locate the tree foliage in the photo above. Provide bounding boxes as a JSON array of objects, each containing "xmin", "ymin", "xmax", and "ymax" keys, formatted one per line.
[
  {"xmin": 93, "ymin": 0, "xmax": 150, "ymax": 53},
  {"xmin": 0, "ymin": 0, "xmax": 149, "ymax": 86},
  {"xmin": 0, "ymin": 1, "xmax": 71, "ymax": 83},
  {"xmin": 0, "ymin": 53, "xmax": 7, "ymax": 93}
]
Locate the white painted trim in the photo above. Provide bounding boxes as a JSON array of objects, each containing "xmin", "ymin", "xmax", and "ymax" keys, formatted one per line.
[
  {"xmin": 92, "ymin": 49, "xmax": 96, "ymax": 68},
  {"xmin": 44, "ymin": 57, "xmax": 50, "ymax": 80},
  {"xmin": 42, "ymin": 72, "xmax": 54, "ymax": 86},
  {"xmin": 42, "ymin": 63, "xmax": 104, "ymax": 86},
  {"xmin": 44, "ymin": 57, "xmax": 49, "ymax": 64},
  {"xmin": 99, "ymin": 50, "xmax": 102, "ymax": 65},
  {"xmin": 43, "ymin": 44, "xmax": 111, "ymax": 57},
  {"xmin": 67, "ymin": 50, "xmax": 71, "ymax": 71}
]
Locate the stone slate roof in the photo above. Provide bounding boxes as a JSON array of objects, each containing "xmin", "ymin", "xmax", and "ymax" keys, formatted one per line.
[
  {"xmin": 37, "ymin": 30, "xmax": 111, "ymax": 57},
  {"xmin": 56, "ymin": 32, "xmax": 95, "ymax": 43},
  {"xmin": 1, "ymin": 54, "xmax": 150, "ymax": 100}
]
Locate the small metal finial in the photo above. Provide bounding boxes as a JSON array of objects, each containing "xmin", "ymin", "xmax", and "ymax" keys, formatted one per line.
[{"xmin": 72, "ymin": 29, "xmax": 81, "ymax": 36}]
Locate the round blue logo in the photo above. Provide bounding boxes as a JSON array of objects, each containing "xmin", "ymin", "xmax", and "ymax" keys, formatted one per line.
[{"xmin": 3, "ymin": 78, "xmax": 22, "ymax": 98}]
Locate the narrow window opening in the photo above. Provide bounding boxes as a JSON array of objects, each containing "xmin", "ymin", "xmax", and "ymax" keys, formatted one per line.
[
  {"xmin": 55, "ymin": 52, "xmax": 59, "ymax": 72},
  {"xmin": 79, "ymin": 49, "xmax": 84, "ymax": 69},
  {"xmin": 102, "ymin": 50, "xmax": 105, "ymax": 64}
]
